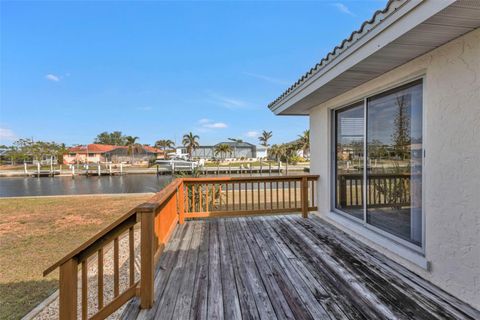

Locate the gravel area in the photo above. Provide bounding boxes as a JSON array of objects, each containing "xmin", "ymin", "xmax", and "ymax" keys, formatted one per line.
[{"xmin": 33, "ymin": 227, "xmax": 141, "ymax": 320}]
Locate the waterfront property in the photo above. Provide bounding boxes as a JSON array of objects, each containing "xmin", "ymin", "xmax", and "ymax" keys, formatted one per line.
[
  {"xmin": 268, "ymin": 0, "xmax": 480, "ymax": 311},
  {"xmin": 37, "ymin": 1, "xmax": 479, "ymax": 319},
  {"xmin": 64, "ymin": 144, "xmax": 164, "ymax": 165}
]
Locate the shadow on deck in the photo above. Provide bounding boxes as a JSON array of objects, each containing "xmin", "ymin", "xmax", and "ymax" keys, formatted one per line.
[{"xmin": 121, "ymin": 215, "xmax": 479, "ymax": 320}]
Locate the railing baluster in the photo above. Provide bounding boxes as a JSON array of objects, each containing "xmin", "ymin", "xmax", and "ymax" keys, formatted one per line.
[
  {"xmin": 129, "ymin": 226, "xmax": 135, "ymax": 286},
  {"xmin": 257, "ymin": 182, "xmax": 260, "ymax": 210},
  {"xmin": 276, "ymin": 181, "xmax": 279, "ymax": 209},
  {"xmin": 199, "ymin": 184, "xmax": 203, "ymax": 212},
  {"xmin": 232, "ymin": 183, "xmax": 235, "ymax": 211},
  {"xmin": 251, "ymin": 181, "xmax": 254, "ymax": 210},
  {"xmin": 270, "ymin": 181, "xmax": 273, "ymax": 210},
  {"xmin": 82, "ymin": 260, "xmax": 88, "ymax": 320},
  {"xmin": 192, "ymin": 185, "xmax": 196, "ymax": 212},
  {"xmin": 206, "ymin": 183, "xmax": 209, "ymax": 212},
  {"xmin": 114, "ymin": 237, "xmax": 120, "ymax": 297},
  {"xmin": 294, "ymin": 180, "xmax": 298, "ymax": 208},
  {"xmin": 226, "ymin": 183, "xmax": 229, "ymax": 211},
  {"xmin": 219, "ymin": 184, "xmax": 223, "ymax": 209},
  {"xmin": 311, "ymin": 180, "xmax": 315, "ymax": 207},
  {"xmin": 282, "ymin": 181, "xmax": 286, "ymax": 209},
  {"xmin": 349, "ymin": 179, "xmax": 353, "ymax": 207},
  {"xmin": 245, "ymin": 182, "xmax": 248, "ymax": 210},
  {"xmin": 98, "ymin": 248, "xmax": 104, "ymax": 310},
  {"xmin": 263, "ymin": 181, "xmax": 267, "ymax": 210}
]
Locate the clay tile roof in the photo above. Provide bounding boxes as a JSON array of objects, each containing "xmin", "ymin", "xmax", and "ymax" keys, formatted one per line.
[
  {"xmin": 68, "ymin": 144, "xmax": 122, "ymax": 154},
  {"xmin": 142, "ymin": 146, "xmax": 164, "ymax": 153}
]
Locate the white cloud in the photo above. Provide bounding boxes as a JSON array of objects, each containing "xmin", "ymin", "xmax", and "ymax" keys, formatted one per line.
[
  {"xmin": 198, "ymin": 118, "xmax": 211, "ymax": 124},
  {"xmin": 0, "ymin": 128, "xmax": 17, "ymax": 143},
  {"xmin": 332, "ymin": 3, "xmax": 355, "ymax": 16},
  {"xmin": 243, "ymin": 72, "xmax": 289, "ymax": 86},
  {"xmin": 245, "ymin": 130, "xmax": 260, "ymax": 138},
  {"xmin": 207, "ymin": 92, "xmax": 248, "ymax": 109},
  {"xmin": 137, "ymin": 106, "xmax": 152, "ymax": 111},
  {"xmin": 45, "ymin": 74, "xmax": 61, "ymax": 82},
  {"xmin": 204, "ymin": 122, "xmax": 227, "ymax": 129},
  {"xmin": 198, "ymin": 119, "xmax": 228, "ymax": 131}
]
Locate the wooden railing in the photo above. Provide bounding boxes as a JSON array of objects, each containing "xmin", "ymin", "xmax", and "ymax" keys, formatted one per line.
[
  {"xmin": 337, "ymin": 173, "xmax": 411, "ymax": 208},
  {"xmin": 183, "ymin": 175, "xmax": 318, "ymax": 219},
  {"xmin": 44, "ymin": 175, "xmax": 318, "ymax": 319}
]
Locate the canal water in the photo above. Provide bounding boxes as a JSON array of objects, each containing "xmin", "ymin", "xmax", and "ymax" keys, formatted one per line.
[{"xmin": 0, "ymin": 175, "xmax": 174, "ymax": 197}]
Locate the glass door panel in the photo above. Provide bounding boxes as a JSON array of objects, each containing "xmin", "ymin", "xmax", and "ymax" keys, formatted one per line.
[
  {"xmin": 335, "ymin": 103, "xmax": 364, "ymax": 220},
  {"xmin": 366, "ymin": 80, "xmax": 423, "ymax": 246}
]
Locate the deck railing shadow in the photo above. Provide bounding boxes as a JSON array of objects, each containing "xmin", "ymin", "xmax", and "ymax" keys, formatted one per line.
[{"xmin": 43, "ymin": 175, "xmax": 318, "ymax": 320}]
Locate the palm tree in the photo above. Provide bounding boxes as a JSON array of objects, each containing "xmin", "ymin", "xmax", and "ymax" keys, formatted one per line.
[
  {"xmin": 125, "ymin": 136, "xmax": 139, "ymax": 163},
  {"xmin": 214, "ymin": 144, "xmax": 232, "ymax": 160},
  {"xmin": 268, "ymin": 144, "xmax": 283, "ymax": 162},
  {"xmin": 155, "ymin": 139, "xmax": 175, "ymax": 151},
  {"xmin": 258, "ymin": 130, "xmax": 273, "ymax": 147},
  {"xmin": 182, "ymin": 132, "xmax": 200, "ymax": 159},
  {"xmin": 297, "ymin": 130, "xmax": 310, "ymax": 157}
]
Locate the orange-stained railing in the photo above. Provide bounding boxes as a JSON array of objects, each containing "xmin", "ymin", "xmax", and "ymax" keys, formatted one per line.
[
  {"xmin": 43, "ymin": 175, "xmax": 318, "ymax": 319},
  {"xmin": 182, "ymin": 175, "xmax": 318, "ymax": 219}
]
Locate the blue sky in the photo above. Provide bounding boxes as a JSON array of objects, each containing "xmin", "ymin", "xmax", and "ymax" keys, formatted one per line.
[{"xmin": 0, "ymin": 0, "xmax": 386, "ymax": 146}]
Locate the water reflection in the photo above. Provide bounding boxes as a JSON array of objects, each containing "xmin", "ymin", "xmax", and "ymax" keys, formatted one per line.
[{"xmin": 0, "ymin": 175, "xmax": 173, "ymax": 197}]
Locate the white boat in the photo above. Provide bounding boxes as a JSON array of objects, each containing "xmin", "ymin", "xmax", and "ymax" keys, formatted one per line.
[{"xmin": 155, "ymin": 158, "xmax": 199, "ymax": 170}]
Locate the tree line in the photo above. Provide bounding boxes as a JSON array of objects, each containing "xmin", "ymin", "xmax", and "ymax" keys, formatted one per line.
[
  {"xmin": 1, "ymin": 129, "xmax": 309, "ymax": 165},
  {"xmin": 0, "ymin": 139, "xmax": 68, "ymax": 165}
]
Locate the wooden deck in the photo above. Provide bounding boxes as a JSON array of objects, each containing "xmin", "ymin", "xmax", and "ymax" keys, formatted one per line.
[{"xmin": 121, "ymin": 215, "xmax": 479, "ymax": 320}]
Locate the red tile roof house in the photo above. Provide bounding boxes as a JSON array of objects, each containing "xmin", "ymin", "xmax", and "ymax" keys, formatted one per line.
[{"xmin": 63, "ymin": 144, "xmax": 164, "ymax": 165}]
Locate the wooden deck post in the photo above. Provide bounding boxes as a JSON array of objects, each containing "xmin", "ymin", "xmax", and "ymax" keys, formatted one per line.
[
  {"xmin": 178, "ymin": 182, "xmax": 185, "ymax": 224},
  {"xmin": 138, "ymin": 204, "xmax": 156, "ymax": 309},
  {"xmin": 59, "ymin": 258, "xmax": 78, "ymax": 320},
  {"xmin": 301, "ymin": 176, "xmax": 308, "ymax": 218}
]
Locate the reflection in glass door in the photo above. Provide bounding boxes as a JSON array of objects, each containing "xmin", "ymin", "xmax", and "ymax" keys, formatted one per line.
[
  {"xmin": 334, "ymin": 103, "xmax": 364, "ymax": 220},
  {"xmin": 334, "ymin": 80, "xmax": 423, "ymax": 247},
  {"xmin": 366, "ymin": 81, "xmax": 423, "ymax": 246}
]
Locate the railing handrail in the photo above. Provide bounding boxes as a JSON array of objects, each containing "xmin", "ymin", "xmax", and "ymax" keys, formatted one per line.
[
  {"xmin": 44, "ymin": 175, "xmax": 319, "ymax": 319},
  {"xmin": 337, "ymin": 172, "xmax": 416, "ymax": 177},
  {"xmin": 43, "ymin": 178, "xmax": 182, "ymax": 277},
  {"xmin": 182, "ymin": 174, "xmax": 319, "ymax": 183},
  {"xmin": 43, "ymin": 207, "xmax": 138, "ymax": 277}
]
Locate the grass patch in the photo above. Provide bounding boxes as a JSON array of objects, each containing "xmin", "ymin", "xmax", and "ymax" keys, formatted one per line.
[{"xmin": 0, "ymin": 195, "xmax": 151, "ymax": 320}]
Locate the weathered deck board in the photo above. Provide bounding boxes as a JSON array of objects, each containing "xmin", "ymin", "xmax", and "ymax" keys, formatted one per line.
[{"xmin": 122, "ymin": 215, "xmax": 480, "ymax": 320}]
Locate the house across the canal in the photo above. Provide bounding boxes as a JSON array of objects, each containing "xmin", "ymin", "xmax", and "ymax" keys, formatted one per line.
[{"xmin": 63, "ymin": 144, "xmax": 164, "ymax": 164}]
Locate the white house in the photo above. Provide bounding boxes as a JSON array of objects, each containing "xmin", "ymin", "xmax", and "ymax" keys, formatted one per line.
[
  {"xmin": 269, "ymin": 0, "xmax": 479, "ymax": 310},
  {"xmin": 255, "ymin": 145, "xmax": 268, "ymax": 159}
]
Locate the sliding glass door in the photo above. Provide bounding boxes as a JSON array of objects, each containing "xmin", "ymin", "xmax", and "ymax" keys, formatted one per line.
[{"xmin": 334, "ymin": 80, "xmax": 423, "ymax": 247}]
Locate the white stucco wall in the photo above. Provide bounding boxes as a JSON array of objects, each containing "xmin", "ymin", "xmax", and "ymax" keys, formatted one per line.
[{"xmin": 309, "ymin": 28, "xmax": 480, "ymax": 309}]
